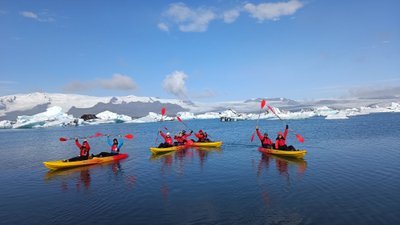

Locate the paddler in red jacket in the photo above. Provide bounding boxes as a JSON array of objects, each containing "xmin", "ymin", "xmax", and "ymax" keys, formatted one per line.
[
  {"xmin": 174, "ymin": 130, "xmax": 193, "ymax": 145},
  {"xmin": 159, "ymin": 131, "xmax": 173, "ymax": 148},
  {"xmin": 275, "ymin": 125, "xmax": 296, "ymax": 150},
  {"xmin": 256, "ymin": 126, "xmax": 273, "ymax": 148},
  {"xmin": 195, "ymin": 130, "xmax": 210, "ymax": 142},
  {"xmin": 64, "ymin": 138, "xmax": 91, "ymax": 162},
  {"xmin": 182, "ymin": 130, "xmax": 193, "ymax": 145}
]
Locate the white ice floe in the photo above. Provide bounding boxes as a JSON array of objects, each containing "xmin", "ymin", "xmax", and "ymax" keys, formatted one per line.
[
  {"xmin": 0, "ymin": 120, "xmax": 13, "ymax": 128},
  {"xmin": 1, "ymin": 101, "xmax": 400, "ymax": 129},
  {"xmin": 12, "ymin": 106, "xmax": 77, "ymax": 128},
  {"xmin": 176, "ymin": 112, "xmax": 196, "ymax": 120},
  {"xmin": 195, "ymin": 112, "xmax": 221, "ymax": 120},
  {"xmin": 95, "ymin": 111, "xmax": 132, "ymax": 123}
]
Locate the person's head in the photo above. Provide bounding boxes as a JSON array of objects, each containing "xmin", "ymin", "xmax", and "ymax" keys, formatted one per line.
[
  {"xmin": 277, "ymin": 132, "xmax": 283, "ymax": 138},
  {"xmin": 113, "ymin": 138, "xmax": 118, "ymax": 144},
  {"xmin": 199, "ymin": 130, "xmax": 203, "ymax": 133},
  {"xmin": 264, "ymin": 132, "xmax": 268, "ymax": 137},
  {"xmin": 166, "ymin": 132, "xmax": 170, "ymax": 137},
  {"xmin": 182, "ymin": 130, "xmax": 186, "ymax": 134}
]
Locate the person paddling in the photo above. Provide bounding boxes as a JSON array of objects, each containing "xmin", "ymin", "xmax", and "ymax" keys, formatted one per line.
[
  {"xmin": 175, "ymin": 130, "xmax": 193, "ymax": 145},
  {"xmin": 275, "ymin": 125, "xmax": 296, "ymax": 150},
  {"xmin": 159, "ymin": 131, "xmax": 173, "ymax": 148},
  {"xmin": 256, "ymin": 126, "xmax": 273, "ymax": 148},
  {"xmin": 182, "ymin": 130, "xmax": 193, "ymax": 144},
  {"xmin": 64, "ymin": 138, "xmax": 91, "ymax": 162},
  {"xmin": 195, "ymin": 130, "xmax": 210, "ymax": 142},
  {"xmin": 95, "ymin": 135, "xmax": 124, "ymax": 157}
]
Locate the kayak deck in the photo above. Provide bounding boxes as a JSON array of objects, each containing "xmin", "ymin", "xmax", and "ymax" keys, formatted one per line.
[
  {"xmin": 258, "ymin": 147, "xmax": 307, "ymax": 159},
  {"xmin": 191, "ymin": 141, "xmax": 223, "ymax": 147},
  {"xmin": 43, "ymin": 153, "xmax": 129, "ymax": 170},
  {"xmin": 150, "ymin": 141, "xmax": 222, "ymax": 154},
  {"xmin": 150, "ymin": 145, "xmax": 187, "ymax": 154}
]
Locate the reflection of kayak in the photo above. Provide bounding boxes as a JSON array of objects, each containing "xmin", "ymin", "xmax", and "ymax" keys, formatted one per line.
[
  {"xmin": 43, "ymin": 153, "xmax": 129, "ymax": 170},
  {"xmin": 150, "ymin": 145, "xmax": 188, "ymax": 154},
  {"xmin": 271, "ymin": 154, "xmax": 307, "ymax": 167},
  {"xmin": 258, "ymin": 147, "xmax": 307, "ymax": 159},
  {"xmin": 150, "ymin": 151, "xmax": 175, "ymax": 160},
  {"xmin": 191, "ymin": 141, "xmax": 223, "ymax": 147}
]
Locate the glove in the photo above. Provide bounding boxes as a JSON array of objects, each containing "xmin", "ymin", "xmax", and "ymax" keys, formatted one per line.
[{"xmin": 286, "ymin": 125, "xmax": 289, "ymax": 129}]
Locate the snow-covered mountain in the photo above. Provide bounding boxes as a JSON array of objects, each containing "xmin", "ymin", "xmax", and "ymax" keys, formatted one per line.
[{"xmin": 0, "ymin": 92, "xmax": 192, "ymax": 120}]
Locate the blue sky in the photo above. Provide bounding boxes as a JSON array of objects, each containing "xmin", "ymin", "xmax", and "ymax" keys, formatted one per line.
[{"xmin": 0, "ymin": 0, "xmax": 399, "ymax": 101}]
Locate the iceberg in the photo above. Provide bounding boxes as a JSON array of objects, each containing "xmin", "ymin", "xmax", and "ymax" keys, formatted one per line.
[
  {"xmin": 95, "ymin": 111, "xmax": 132, "ymax": 123},
  {"xmin": 12, "ymin": 106, "xmax": 76, "ymax": 128},
  {"xmin": 0, "ymin": 120, "xmax": 13, "ymax": 129},
  {"xmin": 176, "ymin": 112, "xmax": 196, "ymax": 120}
]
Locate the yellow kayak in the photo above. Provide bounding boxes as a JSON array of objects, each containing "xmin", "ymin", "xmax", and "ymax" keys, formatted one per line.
[
  {"xmin": 43, "ymin": 154, "xmax": 129, "ymax": 170},
  {"xmin": 191, "ymin": 141, "xmax": 223, "ymax": 147},
  {"xmin": 150, "ymin": 145, "xmax": 187, "ymax": 154},
  {"xmin": 258, "ymin": 147, "xmax": 307, "ymax": 159}
]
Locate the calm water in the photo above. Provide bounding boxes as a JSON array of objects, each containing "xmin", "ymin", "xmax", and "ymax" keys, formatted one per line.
[{"xmin": 0, "ymin": 114, "xmax": 399, "ymax": 225}]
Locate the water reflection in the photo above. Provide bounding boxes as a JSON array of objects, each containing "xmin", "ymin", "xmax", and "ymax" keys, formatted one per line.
[
  {"xmin": 151, "ymin": 148, "xmax": 222, "ymax": 169},
  {"xmin": 256, "ymin": 153, "xmax": 308, "ymax": 178},
  {"xmin": 150, "ymin": 147, "xmax": 222, "ymax": 199},
  {"xmin": 44, "ymin": 161, "xmax": 135, "ymax": 191}
]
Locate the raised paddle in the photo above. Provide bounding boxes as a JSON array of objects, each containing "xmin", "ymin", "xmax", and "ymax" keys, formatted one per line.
[
  {"xmin": 251, "ymin": 99, "xmax": 266, "ymax": 142},
  {"xmin": 59, "ymin": 132, "xmax": 104, "ymax": 142},
  {"xmin": 155, "ymin": 107, "xmax": 166, "ymax": 145},
  {"xmin": 176, "ymin": 116, "xmax": 191, "ymax": 131},
  {"xmin": 266, "ymin": 105, "xmax": 304, "ymax": 143}
]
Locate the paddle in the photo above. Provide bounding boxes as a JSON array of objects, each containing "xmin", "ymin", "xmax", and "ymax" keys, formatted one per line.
[
  {"xmin": 107, "ymin": 133, "xmax": 134, "ymax": 139},
  {"xmin": 155, "ymin": 107, "xmax": 166, "ymax": 145},
  {"xmin": 59, "ymin": 132, "xmax": 103, "ymax": 142},
  {"xmin": 266, "ymin": 105, "xmax": 304, "ymax": 143},
  {"xmin": 176, "ymin": 116, "xmax": 191, "ymax": 131},
  {"xmin": 251, "ymin": 99, "xmax": 266, "ymax": 142}
]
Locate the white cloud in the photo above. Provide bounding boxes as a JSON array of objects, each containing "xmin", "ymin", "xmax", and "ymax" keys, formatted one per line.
[
  {"xmin": 161, "ymin": 3, "xmax": 216, "ymax": 32},
  {"xmin": 20, "ymin": 11, "xmax": 39, "ymax": 19},
  {"xmin": 97, "ymin": 74, "xmax": 137, "ymax": 90},
  {"xmin": 223, "ymin": 9, "xmax": 240, "ymax": 23},
  {"xmin": 158, "ymin": 22, "xmax": 169, "ymax": 32},
  {"xmin": 63, "ymin": 74, "xmax": 137, "ymax": 92},
  {"xmin": 19, "ymin": 10, "xmax": 54, "ymax": 22},
  {"xmin": 162, "ymin": 71, "xmax": 188, "ymax": 99},
  {"xmin": 243, "ymin": 0, "xmax": 303, "ymax": 22}
]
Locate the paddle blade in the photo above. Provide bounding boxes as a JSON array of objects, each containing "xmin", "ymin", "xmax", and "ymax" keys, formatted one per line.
[
  {"xmin": 161, "ymin": 107, "xmax": 166, "ymax": 116},
  {"xmin": 124, "ymin": 134, "xmax": 134, "ymax": 139},
  {"xmin": 177, "ymin": 116, "xmax": 183, "ymax": 122},
  {"xmin": 95, "ymin": 132, "xmax": 103, "ymax": 137},
  {"xmin": 164, "ymin": 126, "xmax": 169, "ymax": 131},
  {"xmin": 59, "ymin": 137, "xmax": 68, "ymax": 142},
  {"xmin": 295, "ymin": 134, "xmax": 305, "ymax": 143},
  {"xmin": 261, "ymin": 99, "xmax": 266, "ymax": 109},
  {"xmin": 251, "ymin": 133, "xmax": 255, "ymax": 142}
]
